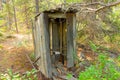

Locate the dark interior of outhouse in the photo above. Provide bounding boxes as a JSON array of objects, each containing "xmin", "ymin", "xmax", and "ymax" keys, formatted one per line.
[{"xmin": 49, "ymin": 18, "xmax": 67, "ymax": 66}]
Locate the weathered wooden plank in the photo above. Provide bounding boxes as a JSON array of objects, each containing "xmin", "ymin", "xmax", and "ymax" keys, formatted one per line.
[
  {"xmin": 73, "ymin": 14, "xmax": 77, "ymax": 64},
  {"xmin": 63, "ymin": 21, "xmax": 67, "ymax": 66},
  {"xmin": 37, "ymin": 15, "xmax": 44, "ymax": 75},
  {"xmin": 34, "ymin": 16, "xmax": 43, "ymax": 74},
  {"xmin": 60, "ymin": 20, "xmax": 63, "ymax": 54},
  {"xmin": 36, "ymin": 13, "xmax": 52, "ymax": 78},
  {"xmin": 52, "ymin": 21, "xmax": 60, "ymax": 51},
  {"xmin": 48, "ymin": 13, "xmax": 66, "ymax": 18},
  {"xmin": 42, "ymin": 13, "xmax": 52, "ymax": 78},
  {"xmin": 66, "ymin": 13, "xmax": 76, "ymax": 68},
  {"xmin": 32, "ymin": 19, "xmax": 36, "ymax": 57},
  {"xmin": 35, "ymin": 17, "xmax": 40, "ymax": 60},
  {"xmin": 49, "ymin": 21, "xmax": 53, "ymax": 55},
  {"xmin": 63, "ymin": 20, "xmax": 67, "ymax": 50}
]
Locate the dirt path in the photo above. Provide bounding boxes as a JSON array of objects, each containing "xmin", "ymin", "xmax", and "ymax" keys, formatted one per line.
[{"xmin": 0, "ymin": 34, "xmax": 33, "ymax": 73}]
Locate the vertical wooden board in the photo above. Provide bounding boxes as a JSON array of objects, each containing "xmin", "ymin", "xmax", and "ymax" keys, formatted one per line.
[
  {"xmin": 37, "ymin": 16, "xmax": 44, "ymax": 74},
  {"xmin": 60, "ymin": 21, "xmax": 63, "ymax": 54},
  {"xmin": 73, "ymin": 15, "xmax": 77, "ymax": 64},
  {"xmin": 49, "ymin": 22, "xmax": 53, "ymax": 53},
  {"xmin": 33, "ymin": 21, "xmax": 37, "ymax": 57},
  {"xmin": 35, "ymin": 18, "xmax": 40, "ymax": 60},
  {"xmin": 39, "ymin": 14, "xmax": 47, "ymax": 76},
  {"xmin": 35, "ymin": 16, "xmax": 45, "ymax": 73},
  {"xmin": 63, "ymin": 21, "xmax": 67, "ymax": 64},
  {"xmin": 63, "ymin": 20, "xmax": 67, "ymax": 52},
  {"xmin": 32, "ymin": 19, "xmax": 36, "ymax": 56},
  {"xmin": 43, "ymin": 13, "xmax": 52, "ymax": 78},
  {"xmin": 66, "ymin": 13, "xmax": 76, "ymax": 68},
  {"xmin": 38, "ymin": 13, "xmax": 52, "ymax": 78},
  {"xmin": 52, "ymin": 21, "xmax": 60, "ymax": 51}
]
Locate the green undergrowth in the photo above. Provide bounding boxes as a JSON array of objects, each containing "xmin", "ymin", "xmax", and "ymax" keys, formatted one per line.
[
  {"xmin": 68, "ymin": 42, "xmax": 120, "ymax": 80},
  {"xmin": 67, "ymin": 53, "xmax": 120, "ymax": 80},
  {"xmin": 77, "ymin": 42, "xmax": 120, "ymax": 80},
  {"xmin": 78, "ymin": 53, "xmax": 120, "ymax": 80},
  {"xmin": 0, "ymin": 69, "xmax": 38, "ymax": 80}
]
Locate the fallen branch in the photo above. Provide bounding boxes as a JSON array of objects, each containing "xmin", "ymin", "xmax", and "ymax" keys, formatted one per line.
[
  {"xmin": 95, "ymin": 0, "xmax": 120, "ymax": 12},
  {"xmin": 33, "ymin": 56, "xmax": 41, "ymax": 65},
  {"xmin": 25, "ymin": 53, "xmax": 36, "ymax": 69},
  {"xmin": 25, "ymin": 54, "xmax": 43, "ymax": 80}
]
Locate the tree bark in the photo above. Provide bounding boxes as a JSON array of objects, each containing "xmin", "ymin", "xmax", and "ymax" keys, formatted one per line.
[
  {"xmin": 95, "ymin": 0, "xmax": 120, "ymax": 12},
  {"xmin": 6, "ymin": 0, "xmax": 11, "ymax": 30},
  {"xmin": 12, "ymin": 0, "xmax": 18, "ymax": 33},
  {"xmin": 35, "ymin": 0, "xmax": 39, "ymax": 14},
  {"xmin": 24, "ymin": 3, "xmax": 29, "ymax": 28}
]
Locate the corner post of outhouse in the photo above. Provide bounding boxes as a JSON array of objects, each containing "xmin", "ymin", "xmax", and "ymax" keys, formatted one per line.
[
  {"xmin": 42, "ymin": 13, "xmax": 52, "ymax": 78},
  {"xmin": 66, "ymin": 13, "xmax": 77, "ymax": 68},
  {"xmin": 34, "ymin": 12, "xmax": 52, "ymax": 78}
]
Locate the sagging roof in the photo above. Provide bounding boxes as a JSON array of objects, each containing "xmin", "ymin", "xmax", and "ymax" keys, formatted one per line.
[
  {"xmin": 43, "ymin": 7, "xmax": 78, "ymax": 13},
  {"xmin": 35, "ymin": 7, "xmax": 78, "ymax": 18}
]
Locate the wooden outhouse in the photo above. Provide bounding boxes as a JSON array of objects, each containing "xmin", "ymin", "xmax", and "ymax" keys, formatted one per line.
[{"xmin": 32, "ymin": 8, "xmax": 77, "ymax": 78}]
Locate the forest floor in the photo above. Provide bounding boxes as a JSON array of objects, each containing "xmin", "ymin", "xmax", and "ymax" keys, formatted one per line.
[
  {"xmin": 0, "ymin": 33, "xmax": 96, "ymax": 79},
  {"xmin": 0, "ymin": 34, "xmax": 33, "ymax": 74},
  {"xmin": 0, "ymin": 33, "xmax": 119, "ymax": 80}
]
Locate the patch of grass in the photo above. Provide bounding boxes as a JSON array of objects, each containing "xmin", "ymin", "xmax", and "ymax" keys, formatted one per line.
[{"xmin": 29, "ymin": 52, "xmax": 35, "ymax": 61}]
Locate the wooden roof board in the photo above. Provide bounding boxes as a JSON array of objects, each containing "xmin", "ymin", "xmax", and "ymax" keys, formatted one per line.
[
  {"xmin": 43, "ymin": 7, "xmax": 78, "ymax": 13},
  {"xmin": 35, "ymin": 7, "xmax": 78, "ymax": 18}
]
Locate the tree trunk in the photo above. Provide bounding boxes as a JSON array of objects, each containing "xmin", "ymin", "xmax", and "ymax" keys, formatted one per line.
[
  {"xmin": 12, "ymin": 0, "xmax": 18, "ymax": 33},
  {"xmin": 35, "ymin": 0, "xmax": 39, "ymax": 14},
  {"xmin": 6, "ymin": 0, "xmax": 11, "ymax": 30},
  {"xmin": 24, "ymin": 2, "xmax": 29, "ymax": 28}
]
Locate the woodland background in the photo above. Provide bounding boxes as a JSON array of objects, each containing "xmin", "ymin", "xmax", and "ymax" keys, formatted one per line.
[{"xmin": 0, "ymin": 0, "xmax": 120, "ymax": 50}]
